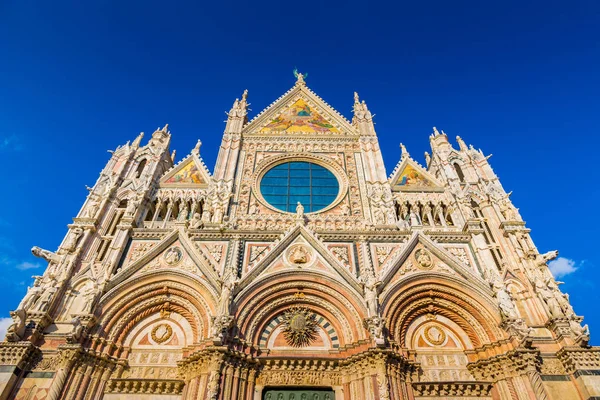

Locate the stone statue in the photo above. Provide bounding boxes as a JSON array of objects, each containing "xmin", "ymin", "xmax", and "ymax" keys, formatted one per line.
[
  {"xmin": 362, "ymin": 275, "xmax": 380, "ymax": 317},
  {"xmin": 409, "ymin": 206, "xmax": 421, "ymax": 226},
  {"xmin": 178, "ymin": 203, "xmax": 189, "ymax": 221},
  {"xmin": 125, "ymin": 194, "xmax": 142, "ymax": 217},
  {"xmin": 212, "ymin": 203, "xmax": 224, "ymax": 224},
  {"xmin": 34, "ymin": 285, "xmax": 58, "ymax": 312},
  {"xmin": 296, "ymin": 202, "xmax": 304, "ymax": 219},
  {"xmin": 218, "ymin": 273, "xmax": 239, "ymax": 315},
  {"xmin": 365, "ymin": 316, "xmax": 386, "ymax": 346},
  {"xmin": 556, "ymin": 292, "xmax": 575, "ymax": 318},
  {"xmin": 492, "ymin": 279, "xmax": 519, "ymax": 320},
  {"xmin": 534, "ymin": 277, "xmax": 563, "ymax": 318},
  {"xmin": 69, "ymin": 316, "xmax": 84, "ymax": 343},
  {"xmin": 569, "ymin": 318, "xmax": 589, "ymax": 338},
  {"xmin": 80, "ymin": 282, "xmax": 99, "ymax": 313},
  {"xmin": 500, "ymin": 198, "xmax": 519, "ymax": 221},
  {"xmin": 18, "ymin": 277, "xmax": 43, "ymax": 312},
  {"xmin": 189, "ymin": 213, "xmax": 204, "ymax": 229},
  {"xmin": 5, "ymin": 309, "xmax": 27, "ymax": 342},
  {"xmin": 202, "ymin": 206, "xmax": 213, "ymax": 223},
  {"xmin": 31, "ymin": 246, "xmax": 61, "ymax": 264},
  {"xmin": 506, "ymin": 318, "xmax": 533, "ymax": 340},
  {"xmin": 211, "ymin": 315, "xmax": 234, "ymax": 340},
  {"xmin": 83, "ymin": 196, "xmax": 100, "ymax": 218},
  {"xmin": 63, "ymin": 227, "xmax": 83, "ymax": 252}
]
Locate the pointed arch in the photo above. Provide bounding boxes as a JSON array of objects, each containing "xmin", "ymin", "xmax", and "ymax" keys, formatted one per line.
[
  {"xmin": 135, "ymin": 158, "xmax": 147, "ymax": 178},
  {"xmin": 453, "ymin": 162, "xmax": 465, "ymax": 182}
]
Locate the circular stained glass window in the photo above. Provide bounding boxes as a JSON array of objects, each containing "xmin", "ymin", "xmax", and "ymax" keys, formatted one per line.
[{"xmin": 260, "ymin": 161, "xmax": 339, "ymax": 213}]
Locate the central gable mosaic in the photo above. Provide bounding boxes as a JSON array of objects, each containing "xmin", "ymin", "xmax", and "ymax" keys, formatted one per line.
[{"xmin": 260, "ymin": 99, "xmax": 340, "ymax": 134}]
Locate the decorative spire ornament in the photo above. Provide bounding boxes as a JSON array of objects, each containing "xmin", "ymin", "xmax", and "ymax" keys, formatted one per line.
[
  {"xmin": 400, "ymin": 143, "xmax": 410, "ymax": 160},
  {"xmin": 193, "ymin": 139, "xmax": 202, "ymax": 155}
]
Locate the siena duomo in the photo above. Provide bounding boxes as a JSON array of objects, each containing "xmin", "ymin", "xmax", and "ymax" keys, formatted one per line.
[{"xmin": 1, "ymin": 73, "xmax": 598, "ymax": 400}]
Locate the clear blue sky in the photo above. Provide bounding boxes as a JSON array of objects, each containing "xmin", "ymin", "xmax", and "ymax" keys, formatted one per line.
[{"xmin": 0, "ymin": 1, "xmax": 598, "ymax": 343}]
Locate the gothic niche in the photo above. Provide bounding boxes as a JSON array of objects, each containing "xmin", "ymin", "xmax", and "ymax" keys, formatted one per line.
[{"xmin": 282, "ymin": 306, "xmax": 319, "ymax": 347}]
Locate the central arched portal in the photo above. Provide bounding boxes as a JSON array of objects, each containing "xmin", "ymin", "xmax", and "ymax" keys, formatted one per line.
[{"xmin": 262, "ymin": 387, "xmax": 335, "ymax": 400}]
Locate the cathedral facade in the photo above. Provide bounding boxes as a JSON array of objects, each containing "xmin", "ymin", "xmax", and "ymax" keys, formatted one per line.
[{"xmin": 1, "ymin": 74, "xmax": 599, "ymax": 400}]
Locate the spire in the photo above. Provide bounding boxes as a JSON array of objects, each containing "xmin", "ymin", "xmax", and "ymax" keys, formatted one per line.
[
  {"xmin": 227, "ymin": 90, "xmax": 249, "ymax": 119},
  {"xmin": 456, "ymin": 135, "xmax": 468, "ymax": 152},
  {"xmin": 400, "ymin": 143, "xmax": 410, "ymax": 160},
  {"xmin": 353, "ymin": 92, "xmax": 371, "ymax": 116},
  {"xmin": 225, "ymin": 89, "xmax": 249, "ymax": 134},
  {"xmin": 132, "ymin": 132, "xmax": 144, "ymax": 149},
  {"xmin": 193, "ymin": 139, "xmax": 202, "ymax": 155}
]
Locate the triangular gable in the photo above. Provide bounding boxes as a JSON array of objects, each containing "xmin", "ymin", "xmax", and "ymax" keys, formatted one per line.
[
  {"xmin": 379, "ymin": 232, "xmax": 490, "ymax": 297},
  {"xmin": 107, "ymin": 229, "xmax": 220, "ymax": 292},
  {"xmin": 244, "ymin": 83, "xmax": 356, "ymax": 135},
  {"xmin": 388, "ymin": 157, "xmax": 444, "ymax": 192},
  {"xmin": 160, "ymin": 153, "xmax": 211, "ymax": 188},
  {"xmin": 237, "ymin": 224, "xmax": 362, "ymax": 293}
]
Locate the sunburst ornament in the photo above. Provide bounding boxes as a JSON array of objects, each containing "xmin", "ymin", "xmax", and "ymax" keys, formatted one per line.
[{"xmin": 282, "ymin": 306, "xmax": 318, "ymax": 348}]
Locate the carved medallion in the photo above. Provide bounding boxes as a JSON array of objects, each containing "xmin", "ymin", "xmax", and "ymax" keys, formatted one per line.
[
  {"xmin": 285, "ymin": 244, "xmax": 313, "ymax": 267},
  {"xmin": 424, "ymin": 324, "xmax": 446, "ymax": 346},
  {"xmin": 151, "ymin": 323, "xmax": 173, "ymax": 344},
  {"xmin": 415, "ymin": 249, "xmax": 433, "ymax": 270},
  {"xmin": 163, "ymin": 247, "xmax": 183, "ymax": 266},
  {"xmin": 282, "ymin": 306, "xmax": 318, "ymax": 347}
]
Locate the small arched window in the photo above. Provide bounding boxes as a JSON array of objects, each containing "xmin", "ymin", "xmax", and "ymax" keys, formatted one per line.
[
  {"xmin": 136, "ymin": 159, "xmax": 147, "ymax": 178},
  {"xmin": 453, "ymin": 163, "xmax": 465, "ymax": 182}
]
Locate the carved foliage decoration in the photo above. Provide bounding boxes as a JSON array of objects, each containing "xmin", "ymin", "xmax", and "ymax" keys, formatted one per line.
[{"xmin": 282, "ymin": 306, "xmax": 319, "ymax": 347}]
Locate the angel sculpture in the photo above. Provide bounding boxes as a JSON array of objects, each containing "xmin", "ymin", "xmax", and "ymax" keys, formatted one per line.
[{"xmin": 293, "ymin": 68, "xmax": 308, "ymax": 82}]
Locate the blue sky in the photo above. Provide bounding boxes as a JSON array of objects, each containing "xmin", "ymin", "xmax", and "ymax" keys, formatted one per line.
[{"xmin": 0, "ymin": 1, "xmax": 598, "ymax": 343}]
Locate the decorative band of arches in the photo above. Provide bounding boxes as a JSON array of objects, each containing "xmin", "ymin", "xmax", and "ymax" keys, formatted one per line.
[{"xmin": 259, "ymin": 313, "xmax": 340, "ymax": 349}]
